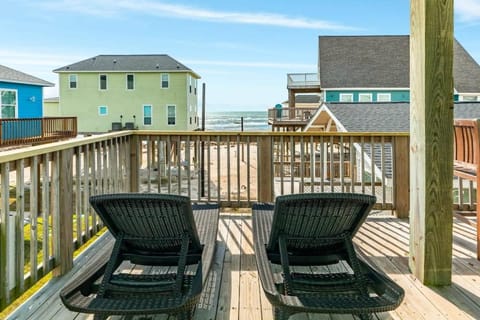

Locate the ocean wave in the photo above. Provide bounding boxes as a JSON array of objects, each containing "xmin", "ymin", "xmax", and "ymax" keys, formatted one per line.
[{"xmin": 201, "ymin": 111, "xmax": 270, "ymax": 131}]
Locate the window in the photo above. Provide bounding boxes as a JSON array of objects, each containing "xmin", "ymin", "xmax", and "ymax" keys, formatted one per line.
[
  {"xmin": 98, "ymin": 106, "xmax": 108, "ymax": 116},
  {"xmin": 0, "ymin": 89, "xmax": 16, "ymax": 118},
  {"xmin": 167, "ymin": 105, "xmax": 176, "ymax": 125},
  {"xmin": 339, "ymin": 93, "xmax": 353, "ymax": 102},
  {"xmin": 462, "ymin": 95, "xmax": 479, "ymax": 101},
  {"xmin": 126, "ymin": 74, "xmax": 135, "ymax": 90},
  {"xmin": 189, "ymin": 76, "xmax": 192, "ymax": 93},
  {"xmin": 69, "ymin": 74, "xmax": 77, "ymax": 89},
  {"xmin": 161, "ymin": 74, "xmax": 169, "ymax": 88},
  {"xmin": 359, "ymin": 93, "xmax": 372, "ymax": 102},
  {"xmin": 194, "ymin": 79, "xmax": 197, "ymax": 95},
  {"xmin": 377, "ymin": 93, "xmax": 391, "ymax": 102},
  {"xmin": 143, "ymin": 105, "xmax": 152, "ymax": 125},
  {"xmin": 99, "ymin": 74, "xmax": 108, "ymax": 90}
]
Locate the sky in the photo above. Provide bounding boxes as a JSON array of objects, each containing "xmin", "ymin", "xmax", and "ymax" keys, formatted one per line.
[{"xmin": 2, "ymin": 1, "xmax": 480, "ymax": 112}]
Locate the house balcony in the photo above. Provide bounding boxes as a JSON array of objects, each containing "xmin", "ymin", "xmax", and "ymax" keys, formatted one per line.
[
  {"xmin": 1, "ymin": 130, "xmax": 479, "ymax": 319},
  {"xmin": 287, "ymin": 73, "xmax": 320, "ymax": 90},
  {"xmin": 0, "ymin": 117, "xmax": 77, "ymax": 148},
  {"xmin": 267, "ymin": 107, "xmax": 319, "ymax": 131}
]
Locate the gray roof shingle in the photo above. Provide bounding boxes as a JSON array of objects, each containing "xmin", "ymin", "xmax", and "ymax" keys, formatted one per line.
[
  {"xmin": 0, "ymin": 64, "xmax": 54, "ymax": 87},
  {"xmin": 324, "ymin": 102, "xmax": 480, "ymax": 132},
  {"xmin": 53, "ymin": 54, "xmax": 200, "ymax": 78},
  {"xmin": 318, "ymin": 35, "xmax": 480, "ymax": 93}
]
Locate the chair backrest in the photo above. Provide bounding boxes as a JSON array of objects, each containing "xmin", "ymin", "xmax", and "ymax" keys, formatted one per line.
[
  {"xmin": 90, "ymin": 193, "xmax": 202, "ymax": 253},
  {"xmin": 453, "ymin": 119, "xmax": 480, "ymax": 172},
  {"xmin": 266, "ymin": 193, "xmax": 376, "ymax": 251}
]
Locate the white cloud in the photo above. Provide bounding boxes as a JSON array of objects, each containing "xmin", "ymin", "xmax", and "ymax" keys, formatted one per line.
[
  {"xmin": 455, "ymin": 0, "xmax": 480, "ymax": 22},
  {"xmin": 38, "ymin": 0, "xmax": 355, "ymax": 30}
]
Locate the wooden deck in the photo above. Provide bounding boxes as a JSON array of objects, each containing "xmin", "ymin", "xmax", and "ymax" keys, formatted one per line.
[{"xmin": 7, "ymin": 211, "xmax": 480, "ymax": 320}]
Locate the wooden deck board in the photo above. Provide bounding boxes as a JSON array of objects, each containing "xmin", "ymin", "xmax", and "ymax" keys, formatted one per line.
[{"xmin": 6, "ymin": 212, "xmax": 480, "ymax": 320}]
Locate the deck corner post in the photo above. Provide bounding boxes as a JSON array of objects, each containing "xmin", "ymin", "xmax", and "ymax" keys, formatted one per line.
[
  {"xmin": 258, "ymin": 136, "xmax": 274, "ymax": 202},
  {"xmin": 54, "ymin": 148, "xmax": 74, "ymax": 276},
  {"xmin": 409, "ymin": 0, "xmax": 454, "ymax": 285},
  {"xmin": 393, "ymin": 136, "xmax": 410, "ymax": 218},
  {"xmin": 129, "ymin": 134, "xmax": 140, "ymax": 192}
]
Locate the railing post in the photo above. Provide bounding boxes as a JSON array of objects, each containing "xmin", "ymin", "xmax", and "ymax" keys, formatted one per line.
[
  {"xmin": 257, "ymin": 136, "xmax": 274, "ymax": 202},
  {"xmin": 53, "ymin": 148, "xmax": 74, "ymax": 276},
  {"xmin": 129, "ymin": 134, "xmax": 140, "ymax": 192},
  {"xmin": 393, "ymin": 136, "xmax": 410, "ymax": 218}
]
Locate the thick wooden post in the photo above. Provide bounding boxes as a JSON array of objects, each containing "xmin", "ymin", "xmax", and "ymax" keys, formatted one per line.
[
  {"xmin": 393, "ymin": 136, "xmax": 410, "ymax": 218},
  {"xmin": 410, "ymin": 0, "xmax": 454, "ymax": 285},
  {"xmin": 129, "ymin": 134, "xmax": 140, "ymax": 192},
  {"xmin": 257, "ymin": 136, "xmax": 274, "ymax": 202},
  {"xmin": 54, "ymin": 149, "xmax": 74, "ymax": 276}
]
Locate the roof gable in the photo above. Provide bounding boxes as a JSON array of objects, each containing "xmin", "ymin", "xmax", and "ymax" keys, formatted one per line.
[
  {"xmin": 54, "ymin": 54, "xmax": 200, "ymax": 78},
  {"xmin": 0, "ymin": 64, "xmax": 53, "ymax": 87},
  {"xmin": 318, "ymin": 35, "xmax": 480, "ymax": 93}
]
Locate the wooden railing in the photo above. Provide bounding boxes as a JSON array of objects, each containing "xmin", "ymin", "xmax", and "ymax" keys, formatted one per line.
[
  {"xmin": 0, "ymin": 117, "xmax": 77, "ymax": 147},
  {"xmin": 267, "ymin": 107, "xmax": 318, "ymax": 123},
  {"xmin": 0, "ymin": 130, "xmax": 410, "ymax": 309}
]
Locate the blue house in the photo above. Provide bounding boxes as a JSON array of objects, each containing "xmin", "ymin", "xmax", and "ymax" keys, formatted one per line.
[
  {"xmin": 0, "ymin": 64, "xmax": 53, "ymax": 119},
  {"xmin": 0, "ymin": 64, "xmax": 54, "ymax": 141}
]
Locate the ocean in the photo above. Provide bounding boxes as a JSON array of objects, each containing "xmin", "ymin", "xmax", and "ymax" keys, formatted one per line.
[{"xmin": 201, "ymin": 111, "xmax": 270, "ymax": 131}]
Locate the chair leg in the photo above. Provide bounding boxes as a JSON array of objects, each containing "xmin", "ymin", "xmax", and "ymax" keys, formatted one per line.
[
  {"xmin": 273, "ymin": 307, "xmax": 292, "ymax": 320},
  {"xmin": 177, "ymin": 306, "xmax": 196, "ymax": 320},
  {"xmin": 356, "ymin": 313, "xmax": 374, "ymax": 320},
  {"xmin": 93, "ymin": 314, "xmax": 108, "ymax": 320}
]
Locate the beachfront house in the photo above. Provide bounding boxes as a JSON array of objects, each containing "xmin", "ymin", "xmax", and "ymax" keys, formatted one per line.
[
  {"xmin": 0, "ymin": 64, "xmax": 77, "ymax": 146},
  {"xmin": 271, "ymin": 35, "xmax": 480, "ymax": 131},
  {"xmin": 318, "ymin": 35, "xmax": 480, "ymax": 103},
  {"xmin": 0, "ymin": 64, "xmax": 53, "ymax": 119},
  {"xmin": 52, "ymin": 55, "xmax": 201, "ymax": 133}
]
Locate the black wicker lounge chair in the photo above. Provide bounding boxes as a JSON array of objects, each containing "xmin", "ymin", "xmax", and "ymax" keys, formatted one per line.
[
  {"xmin": 60, "ymin": 193, "xmax": 219, "ymax": 320},
  {"xmin": 252, "ymin": 193, "xmax": 404, "ymax": 320}
]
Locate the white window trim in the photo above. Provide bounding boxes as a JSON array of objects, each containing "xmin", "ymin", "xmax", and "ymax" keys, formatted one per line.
[
  {"xmin": 339, "ymin": 93, "xmax": 353, "ymax": 102},
  {"xmin": 99, "ymin": 74, "xmax": 108, "ymax": 90},
  {"xmin": 98, "ymin": 105, "xmax": 108, "ymax": 116},
  {"xmin": 126, "ymin": 74, "xmax": 135, "ymax": 90},
  {"xmin": 460, "ymin": 95, "xmax": 479, "ymax": 101},
  {"xmin": 161, "ymin": 74, "xmax": 169, "ymax": 89},
  {"xmin": 0, "ymin": 88, "xmax": 18, "ymax": 118},
  {"xmin": 358, "ymin": 93, "xmax": 373, "ymax": 102},
  {"xmin": 377, "ymin": 93, "xmax": 391, "ymax": 102},
  {"xmin": 69, "ymin": 74, "xmax": 78, "ymax": 89},
  {"xmin": 167, "ymin": 104, "xmax": 176, "ymax": 126},
  {"xmin": 143, "ymin": 105, "xmax": 153, "ymax": 126}
]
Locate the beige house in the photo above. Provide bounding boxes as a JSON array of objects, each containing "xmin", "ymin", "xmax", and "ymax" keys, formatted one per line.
[{"xmin": 51, "ymin": 55, "xmax": 201, "ymax": 133}]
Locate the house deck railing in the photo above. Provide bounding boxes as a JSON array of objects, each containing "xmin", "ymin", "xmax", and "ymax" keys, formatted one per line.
[
  {"xmin": 0, "ymin": 117, "xmax": 77, "ymax": 147},
  {"xmin": 0, "ymin": 129, "xmax": 473, "ymax": 311},
  {"xmin": 267, "ymin": 107, "xmax": 319, "ymax": 124},
  {"xmin": 287, "ymin": 73, "xmax": 320, "ymax": 89}
]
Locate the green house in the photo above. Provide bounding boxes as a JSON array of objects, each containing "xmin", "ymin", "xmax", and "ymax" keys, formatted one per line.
[{"xmin": 53, "ymin": 55, "xmax": 201, "ymax": 133}]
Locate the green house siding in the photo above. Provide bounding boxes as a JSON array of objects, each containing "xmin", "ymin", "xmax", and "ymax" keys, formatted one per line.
[
  {"xmin": 58, "ymin": 72, "xmax": 198, "ymax": 132},
  {"xmin": 324, "ymin": 90, "xmax": 410, "ymax": 102}
]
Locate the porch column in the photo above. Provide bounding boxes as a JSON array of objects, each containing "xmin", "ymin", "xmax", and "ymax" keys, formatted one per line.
[{"xmin": 409, "ymin": 0, "xmax": 454, "ymax": 285}]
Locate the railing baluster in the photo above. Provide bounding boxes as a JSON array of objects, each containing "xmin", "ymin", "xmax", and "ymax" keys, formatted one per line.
[
  {"xmin": 29, "ymin": 156, "xmax": 39, "ymax": 283},
  {"xmin": 15, "ymin": 159, "xmax": 25, "ymax": 294},
  {"xmin": 1, "ymin": 162, "xmax": 11, "ymax": 308}
]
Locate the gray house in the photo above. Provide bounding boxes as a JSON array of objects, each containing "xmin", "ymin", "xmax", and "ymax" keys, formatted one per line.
[{"xmin": 318, "ymin": 35, "xmax": 480, "ymax": 103}]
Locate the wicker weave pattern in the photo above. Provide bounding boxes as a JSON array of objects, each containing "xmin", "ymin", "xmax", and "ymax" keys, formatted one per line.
[
  {"xmin": 253, "ymin": 193, "xmax": 404, "ymax": 320},
  {"xmin": 60, "ymin": 193, "xmax": 219, "ymax": 320}
]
